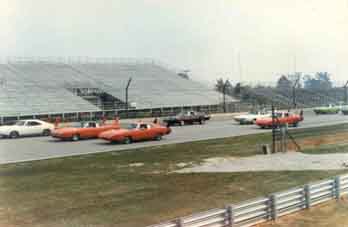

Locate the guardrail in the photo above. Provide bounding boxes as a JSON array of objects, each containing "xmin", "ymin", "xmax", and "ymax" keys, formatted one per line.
[{"xmin": 147, "ymin": 174, "xmax": 348, "ymax": 227}]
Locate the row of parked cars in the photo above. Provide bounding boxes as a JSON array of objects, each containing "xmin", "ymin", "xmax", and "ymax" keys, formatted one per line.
[{"xmin": 0, "ymin": 111, "xmax": 210, "ymax": 142}]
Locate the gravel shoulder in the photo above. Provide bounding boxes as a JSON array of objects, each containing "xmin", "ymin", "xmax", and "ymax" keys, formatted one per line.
[{"xmin": 177, "ymin": 152, "xmax": 348, "ymax": 173}]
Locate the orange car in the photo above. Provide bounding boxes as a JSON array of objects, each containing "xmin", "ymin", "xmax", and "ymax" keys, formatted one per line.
[
  {"xmin": 98, "ymin": 122, "xmax": 171, "ymax": 144},
  {"xmin": 52, "ymin": 120, "xmax": 120, "ymax": 141},
  {"xmin": 255, "ymin": 112, "xmax": 304, "ymax": 129}
]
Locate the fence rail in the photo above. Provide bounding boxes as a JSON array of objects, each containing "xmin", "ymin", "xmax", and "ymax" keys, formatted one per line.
[{"xmin": 147, "ymin": 174, "xmax": 348, "ymax": 227}]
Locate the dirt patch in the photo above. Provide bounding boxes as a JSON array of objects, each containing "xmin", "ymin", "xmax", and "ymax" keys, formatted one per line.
[{"xmin": 289, "ymin": 132, "xmax": 348, "ymax": 150}]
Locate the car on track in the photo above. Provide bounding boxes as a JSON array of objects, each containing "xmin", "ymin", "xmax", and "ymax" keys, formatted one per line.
[
  {"xmin": 313, "ymin": 105, "xmax": 340, "ymax": 115},
  {"xmin": 234, "ymin": 110, "xmax": 271, "ymax": 125},
  {"xmin": 341, "ymin": 106, "xmax": 348, "ymax": 115},
  {"xmin": 255, "ymin": 112, "xmax": 304, "ymax": 129},
  {"xmin": 98, "ymin": 122, "xmax": 171, "ymax": 144},
  {"xmin": 163, "ymin": 111, "xmax": 210, "ymax": 126},
  {"xmin": 51, "ymin": 121, "xmax": 120, "ymax": 141},
  {"xmin": 0, "ymin": 119, "xmax": 55, "ymax": 139}
]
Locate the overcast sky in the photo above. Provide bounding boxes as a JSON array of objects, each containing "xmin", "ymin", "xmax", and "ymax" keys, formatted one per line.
[{"xmin": 1, "ymin": 0, "xmax": 348, "ymax": 85}]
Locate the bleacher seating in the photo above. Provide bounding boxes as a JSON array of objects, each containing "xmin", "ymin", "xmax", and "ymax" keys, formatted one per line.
[
  {"xmin": 0, "ymin": 64, "xmax": 101, "ymax": 116},
  {"xmin": 0, "ymin": 60, "xmax": 230, "ymax": 117}
]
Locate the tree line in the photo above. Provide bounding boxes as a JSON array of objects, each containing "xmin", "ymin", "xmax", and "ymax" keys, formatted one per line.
[
  {"xmin": 216, "ymin": 72, "xmax": 333, "ymax": 94},
  {"xmin": 215, "ymin": 72, "xmax": 336, "ymax": 106}
]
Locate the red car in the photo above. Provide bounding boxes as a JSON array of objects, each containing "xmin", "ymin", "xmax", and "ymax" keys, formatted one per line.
[
  {"xmin": 51, "ymin": 120, "xmax": 120, "ymax": 141},
  {"xmin": 255, "ymin": 112, "xmax": 304, "ymax": 129},
  {"xmin": 98, "ymin": 122, "xmax": 171, "ymax": 144}
]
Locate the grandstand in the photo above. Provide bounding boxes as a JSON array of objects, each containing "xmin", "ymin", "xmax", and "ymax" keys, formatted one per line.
[{"xmin": 0, "ymin": 58, "xmax": 233, "ymax": 121}]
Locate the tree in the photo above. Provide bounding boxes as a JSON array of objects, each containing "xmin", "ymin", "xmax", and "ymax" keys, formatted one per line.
[
  {"xmin": 233, "ymin": 82, "xmax": 242, "ymax": 97},
  {"xmin": 288, "ymin": 72, "xmax": 302, "ymax": 88},
  {"xmin": 215, "ymin": 78, "xmax": 232, "ymax": 94},
  {"xmin": 304, "ymin": 72, "xmax": 332, "ymax": 90},
  {"xmin": 316, "ymin": 72, "xmax": 332, "ymax": 89},
  {"xmin": 215, "ymin": 78, "xmax": 233, "ymax": 112},
  {"xmin": 277, "ymin": 75, "xmax": 292, "ymax": 90}
]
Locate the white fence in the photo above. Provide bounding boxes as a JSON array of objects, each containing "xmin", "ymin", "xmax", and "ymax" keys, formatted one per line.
[{"xmin": 148, "ymin": 174, "xmax": 348, "ymax": 227}]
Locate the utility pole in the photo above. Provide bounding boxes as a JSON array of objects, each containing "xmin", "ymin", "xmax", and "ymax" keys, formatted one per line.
[
  {"xmin": 344, "ymin": 81, "xmax": 348, "ymax": 105},
  {"xmin": 272, "ymin": 103, "xmax": 276, "ymax": 153},
  {"xmin": 238, "ymin": 52, "xmax": 243, "ymax": 82},
  {"xmin": 222, "ymin": 82, "xmax": 227, "ymax": 113},
  {"xmin": 292, "ymin": 77, "xmax": 300, "ymax": 109},
  {"xmin": 125, "ymin": 77, "xmax": 132, "ymax": 118}
]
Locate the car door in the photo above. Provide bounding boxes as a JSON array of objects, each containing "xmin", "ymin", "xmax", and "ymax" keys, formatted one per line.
[
  {"xmin": 133, "ymin": 124, "xmax": 150, "ymax": 141},
  {"xmin": 82, "ymin": 122, "xmax": 98, "ymax": 138},
  {"xmin": 146, "ymin": 124, "xmax": 157, "ymax": 139},
  {"xmin": 25, "ymin": 121, "xmax": 43, "ymax": 135}
]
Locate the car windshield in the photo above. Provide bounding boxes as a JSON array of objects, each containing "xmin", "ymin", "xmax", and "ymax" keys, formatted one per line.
[
  {"xmin": 127, "ymin": 124, "xmax": 138, "ymax": 130},
  {"xmin": 15, "ymin": 121, "xmax": 25, "ymax": 126}
]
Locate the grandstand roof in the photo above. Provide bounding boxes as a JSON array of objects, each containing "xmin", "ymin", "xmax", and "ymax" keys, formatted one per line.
[{"xmin": 0, "ymin": 59, "xmax": 235, "ymax": 116}]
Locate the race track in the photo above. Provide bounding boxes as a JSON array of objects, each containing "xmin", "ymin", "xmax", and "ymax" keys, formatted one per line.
[{"xmin": 1, "ymin": 110, "xmax": 348, "ymax": 164}]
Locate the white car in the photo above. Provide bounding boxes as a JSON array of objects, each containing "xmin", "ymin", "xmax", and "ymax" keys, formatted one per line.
[
  {"xmin": 234, "ymin": 111, "xmax": 271, "ymax": 124},
  {"xmin": 0, "ymin": 119, "xmax": 55, "ymax": 138}
]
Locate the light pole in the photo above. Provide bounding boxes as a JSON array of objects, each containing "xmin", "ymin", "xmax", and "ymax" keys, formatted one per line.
[{"xmin": 125, "ymin": 77, "xmax": 132, "ymax": 118}]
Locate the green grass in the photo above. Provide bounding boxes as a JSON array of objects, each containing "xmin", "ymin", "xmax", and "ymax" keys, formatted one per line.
[
  {"xmin": 0, "ymin": 162, "xmax": 345, "ymax": 227},
  {"xmin": 2, "ymin": 124, "xmax": 348, "ymax": 227}
]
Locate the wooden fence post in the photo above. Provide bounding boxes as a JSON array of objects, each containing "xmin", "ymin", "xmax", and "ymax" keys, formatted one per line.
[
  {"xmin": 335, "ymin": 176, "xmax": 341, "ymax": 200},
  {"xmin": 226, "ymin": 205, "xmax": 235, "ymax": 226},
  {"xmin": 176, "ymin": 218, "xmax": 184, "ymax": 227},
  {"xmin": 304, "ymin": 184, "xmax": 311, "ymax": 208},
  {"xmin": 270, "ymin": 194, "xmax": 278, "ymax": 221}
]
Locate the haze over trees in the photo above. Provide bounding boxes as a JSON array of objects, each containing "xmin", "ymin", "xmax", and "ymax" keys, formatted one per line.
[
  {"xmin": 303, "ymin": 72, "xmax": 332, "ymax": 90},
  {"xmin": 277, "ymin": 75, "xmax": 292, "ymax": 90},
  {"xmin": 215, "ymin": 71, "xmax": 339, "ymax": 107}
]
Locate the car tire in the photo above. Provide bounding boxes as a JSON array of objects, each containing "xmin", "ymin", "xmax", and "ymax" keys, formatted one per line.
[
  {"xmin": 72, "ymin": 134, "xmax": 80, "ymax": 141},
  {"xmin": 9, "ymin": 131, "xmax": 19, "ymax": 139},
  {"xmin": 180, "ymin": 120, "xmax": 185, "ymax": 126},
  {"xmin": 293, "ymin": 122, "xmax": 299, "ymax": 127},
  {"xmin": 42, "ymin": 129, "xmax": 51, "ymax": 136},
  {"xmin": 154, "ymin": 134, "xmax": 162, "ymax": 141},
  {"xmin": 123, "ymin": 137, "xmax": 132, "ymax": 144},
  {"xmin": 199, "ymin": 119, "xmax": 205, "ymax": 125}
]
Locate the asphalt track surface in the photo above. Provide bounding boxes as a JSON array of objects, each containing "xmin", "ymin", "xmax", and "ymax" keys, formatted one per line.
[{"xmin": 1, "ymin": 110, "xmax": 348, "ymax": 164}]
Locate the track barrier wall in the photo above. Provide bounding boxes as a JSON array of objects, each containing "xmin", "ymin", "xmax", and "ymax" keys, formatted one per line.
[{"xmin": 0, "ymin": 103, "xmax": 252, "ymax": 125}]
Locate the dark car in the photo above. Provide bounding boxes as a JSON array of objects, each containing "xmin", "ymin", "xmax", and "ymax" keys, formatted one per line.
[{"xmin": 163, "ymin": 111, "xmax": 210, "ymax": 126}]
